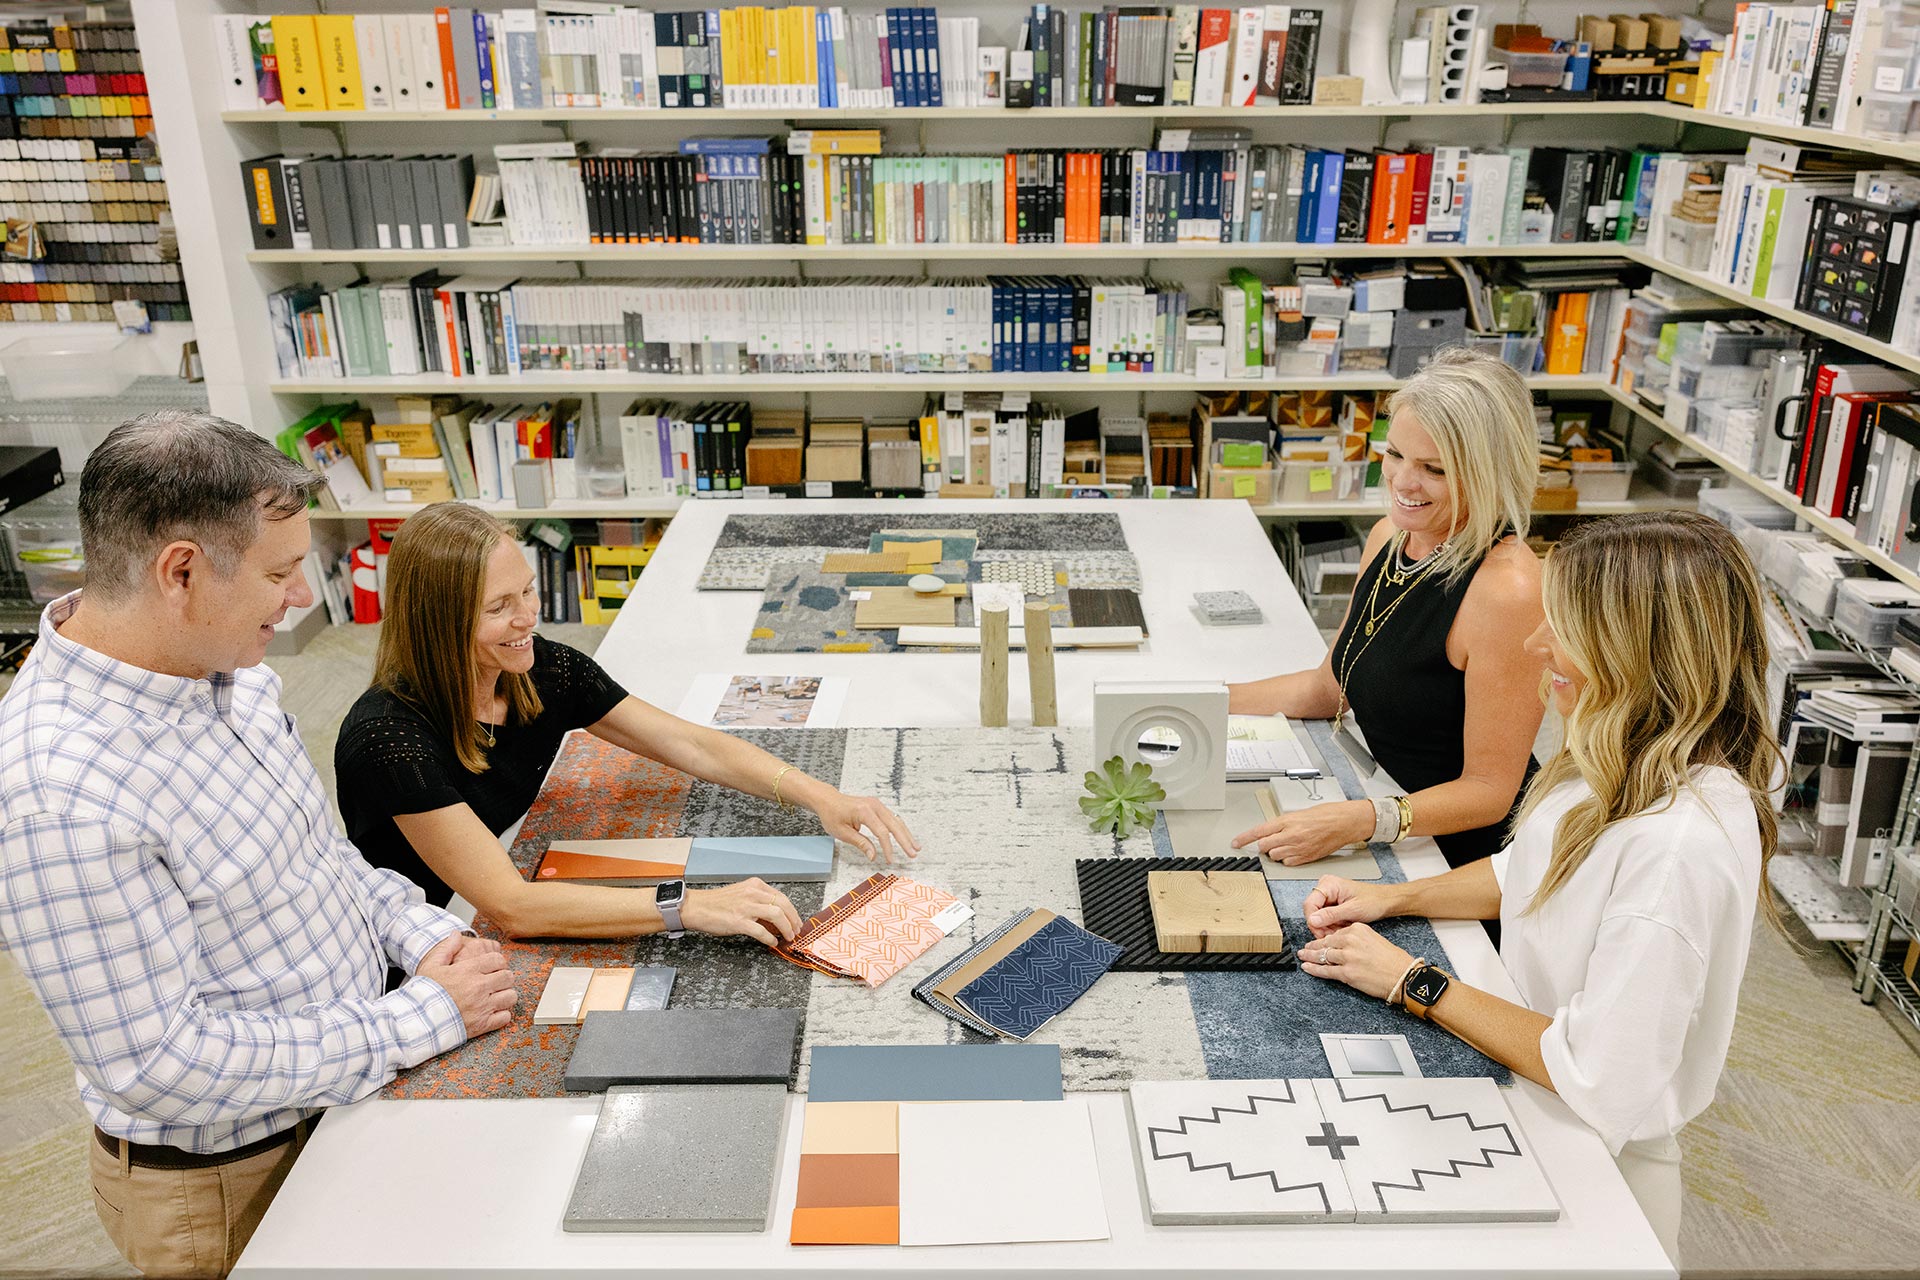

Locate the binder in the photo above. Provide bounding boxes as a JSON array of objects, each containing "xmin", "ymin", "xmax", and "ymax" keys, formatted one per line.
[
  {"xmin": 241, "ymin": 156, "xmax": 291, "ymax": 249},
  {"xmin": 314, "ymin": 15, "xmax": 366, "ymax": 110},
  {"xmin": 407, "ymin": 156, "xmax": 443, "ymax": 248},
  {"xmin": 389, "ymin": 155, "xmax": 419, "ymax": 250},
  {"xmin": 382, "ymin": 15, "xmax": 421, "ymax": 109},
  {"xmin": 342, "ymin": 158, "xmax": 378, "ymax": 249},
  {"xmin": 270, "ymin": 15, "xmax": 327, "ymax": 110},
  {"xmin": 308, "ymin": 159, "xmax": 355, "ymax": 251},
  {"xmin": 433, "ymin": 154, "xmax": 476, "ymax": 249},
  {"xmin": 215, "ymin": 16, "xmax": 260, "ymax": 111},
  {"xmin": 277, "ymin": 158, "xmax": 316, "ymax": 250},
  {"xmin": 500, "ymin": 9, "xmax": 542, "ymax": 108},
  {"xmin": 434, "ymin": 8, "xmax": 463, "ymax": 109},
  {"xmin": 447, "ymin": 7, "xmax": 483, "ymax": 110},
  {"xmin": 367, "ymin": 159, "xmax": 396, "ymax": 249},
  {"xmin": 354, "ymin": 14, "xmax": 396, "ymax": 110},
  {"xmin": 410, "ymin": 13, "xmax": 448, "ymax": 110}
]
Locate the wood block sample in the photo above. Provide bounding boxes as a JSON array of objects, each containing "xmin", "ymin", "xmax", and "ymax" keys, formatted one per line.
[
  {"xmin": 879, "ymin": 538, "xmax": 943, "ymax": 566},
  {"xmin": 822, "ymin": 551, "xmax": 909, "ymax": 574},
  {"xmin": 1147, "ymin": 869, "xmax": 1287, "ymax": 953},
  {"xmin": 853, "ymin": 587, "xmax": 956, "ymax": 630}
]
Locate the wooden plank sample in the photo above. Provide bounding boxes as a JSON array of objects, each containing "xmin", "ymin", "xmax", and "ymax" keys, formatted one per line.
[
  {"xmin": 1147, "ymin": 869, "xmax": 1288, "ymax": 954},
  {"xmin": 853, "ymin": 587, "xmax": 956, "ymax": 630},
  {"xmin": 894, "ymin": 625, "xmax": 1144, "ymax": 648},
  {"xmin": 1068, "ymin": 587, "xmax": 1149, "ymax": 634},
  {"xmin": 879, "ymin": 538, "xmax": 943, "ymax": 566},
  {"xmin": 822, "ymin": 551, "xmax": 910, "ymax": 573}
]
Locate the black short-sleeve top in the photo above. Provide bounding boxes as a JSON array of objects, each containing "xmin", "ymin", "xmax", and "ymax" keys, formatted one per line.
[{"xmin": 334, "ymin": 635, "xmax": 629, "ymax": 906}]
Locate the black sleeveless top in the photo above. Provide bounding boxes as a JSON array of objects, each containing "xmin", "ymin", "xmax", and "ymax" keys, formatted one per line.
[{"xmin": 1328, "ymin": 532, "xmax": 1536, "ymax": 868}]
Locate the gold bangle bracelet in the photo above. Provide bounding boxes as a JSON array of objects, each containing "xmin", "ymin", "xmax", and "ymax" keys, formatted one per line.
[
  {"xmin": 771, "ymin": 764, "xmax": 797, "ymax": 811},
  {"xmin": 1394, "ymin": 794, "xmax": 1413, "ymax": 842}
]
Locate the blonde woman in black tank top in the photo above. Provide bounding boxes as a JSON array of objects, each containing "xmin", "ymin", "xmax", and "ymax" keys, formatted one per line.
[{"xmin": 1228, "ymin": 349, "xmax": 1546, "ymax": 870}]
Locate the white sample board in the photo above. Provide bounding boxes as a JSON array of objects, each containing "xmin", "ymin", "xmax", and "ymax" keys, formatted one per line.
[
  {"xmin": 896, "ymin": 1099, "xmax": 1110, "ymax": 1246},
  {"xmin": 1129, "ymin": 1077, "xmax": 1560, "ymax": 1226}
]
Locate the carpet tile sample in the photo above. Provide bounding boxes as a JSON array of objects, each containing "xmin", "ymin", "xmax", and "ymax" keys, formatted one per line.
[
  {"xmin": 562, "ymin": 1007, "xmax": 802, "ymax": 1091},
  {"xmin": 564, "ymin": 1083, "xmax": 786, "ymax": 1232},
  {"xmin": 1311, "ymin": 1077, "xmax": 1561, "ymax": 1222},
  {"xmin": 981, "ymin": 559, "xmax": 1060, "ymax": 597},
  {"xmin": 791, "ymin": 1100, "xmax": 901, "ymax": 1244},
  {"xmin": 953, "ymin": 915, "xmax": 1124, "ymax": 1040},
  {"xmin": 1075, "ymin": 856, "xmax": 1299, "ymax": 971},
  {"xmin": 896, "ymin": 1100, "xmax": 1109, "ymax": 1245},
  {"xmin": 1067, "ymin": 587, "xmax": 1149, "ymax": 634},
  {"xmin": 796, "ymin": 727, "xmax": 1208, "ymax": 1092},
  {"xmin": 1129, "ymin": 1079, "xmax": 1356, "ymax": 1224},
  {"xmin": 808, "ymin": 1044, "xmax": 1064, "ymax": 1102},
  {"xmin": 698, "ymin": 545, "xmax": 856, "ymax": 591}
]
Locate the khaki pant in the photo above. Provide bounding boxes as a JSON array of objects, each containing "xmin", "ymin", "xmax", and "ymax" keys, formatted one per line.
[{"xmin": 88, "ymin": 1127, "xmax": 306, "ymax": 1279}]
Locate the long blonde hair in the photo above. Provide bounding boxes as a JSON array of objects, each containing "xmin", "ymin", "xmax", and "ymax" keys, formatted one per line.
[
  {"xmin": 1514, "ymin": 512, "xmax": 1782, "ymax": 927},
  {"xmin": 1386, "ymin": 347, "xmax": 1539, "ymax": 583},
  {"xmin": 372, "ymin": 502, "xmax": 544, "ymax": 773}
]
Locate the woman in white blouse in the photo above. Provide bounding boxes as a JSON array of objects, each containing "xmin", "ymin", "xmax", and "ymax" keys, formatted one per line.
[{"xmin": 1295, "ymin": 511, "xmax": 1779, "ymax": 1262}]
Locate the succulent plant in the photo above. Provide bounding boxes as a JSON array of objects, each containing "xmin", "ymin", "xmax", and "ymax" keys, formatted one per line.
[{"xmin": 1080, "ymin": 755, "xmax": 1164, "ymax": 838}]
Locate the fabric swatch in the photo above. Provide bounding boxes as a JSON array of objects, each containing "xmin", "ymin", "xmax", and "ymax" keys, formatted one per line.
[
  {"xmin": 954, "ymin": 916, "xmax": 1123, "ymax": 1040},
  {"xmin": 800, "ymin": 877, "xmax": 961, "ymax": 988},
  {"xmin": 896, "ymin": 1100, "xmax": 1109, "ymax": 1246}
]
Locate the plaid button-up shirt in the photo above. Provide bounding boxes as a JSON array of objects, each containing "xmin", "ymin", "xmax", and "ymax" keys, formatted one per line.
[{"xmin": 0, "ymin": 592, "xmax": 467, "ymax": 1154}]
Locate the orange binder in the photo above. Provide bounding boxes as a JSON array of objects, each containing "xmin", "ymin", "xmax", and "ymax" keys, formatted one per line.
[{"xmin": 433, "ymin": 7, "xmax": 461, "ymax": 109}]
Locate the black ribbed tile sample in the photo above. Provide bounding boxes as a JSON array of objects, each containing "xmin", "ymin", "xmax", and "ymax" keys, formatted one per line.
[{"xmin": 1075, "ymin": 856, "xmax": 1297, "ymax": 972}]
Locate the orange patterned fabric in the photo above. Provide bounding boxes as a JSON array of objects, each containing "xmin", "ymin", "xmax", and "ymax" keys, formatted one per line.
[{"xmin": 802, "ymin": 878, "xmax": 960, "ymax": 988}]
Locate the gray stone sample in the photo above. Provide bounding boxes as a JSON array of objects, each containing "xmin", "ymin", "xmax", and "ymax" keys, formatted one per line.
[{"xmin": 563, "ymin": 1083, "xmax": 787, "ymax": 1232}]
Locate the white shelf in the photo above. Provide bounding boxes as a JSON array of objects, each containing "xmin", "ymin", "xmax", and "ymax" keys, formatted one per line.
[
  {"xmin": 248, "ymin": 241, "xmax": 1616, "ymax": 265},
  {"xmin": 310, "ymin": 497, "xmax": 683, "ymax": 521},
  {"xmin": 268, "ymin": 371, "xmax": 1618, "ymax": 395},
  {"xmin": 218, "ymin": 101, "xmax": 1642, "ymax": 125},
  {"xmin": 1640, "ymin": 100, "xmax": 1920, "ymax": 165},
  {"xmin": 1252, "ymin": 478, "xmax": 1691, "ymax": 519},
  {"xmin": 1600, "ymin": 383, "xmax": 1920, "ymax": 593}
]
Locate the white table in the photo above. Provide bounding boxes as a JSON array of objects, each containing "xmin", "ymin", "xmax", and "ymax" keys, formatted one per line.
[{"xmin": 236, "ymin": 499, "xmax": 1672, "ymax": 1279}]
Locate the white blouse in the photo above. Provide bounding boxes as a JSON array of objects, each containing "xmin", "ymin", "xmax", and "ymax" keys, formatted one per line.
[{"xmin": 1489, "ymin": 766, "xmax": 1762, "ymax": 1155}]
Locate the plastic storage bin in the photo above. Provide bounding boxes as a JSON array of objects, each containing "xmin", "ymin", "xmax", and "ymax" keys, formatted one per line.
[
  {"xmin": 1570, "ymin": 460, "xmax": 1635, "ymax": 502},
  {"xmin": 1643, "ymin": 453, "xmax": 1720, "ymax": 498},
  {"xmin": 1503, "ymin": 50, "xmax": 1569, "ymax": 86},
  {"xmin": 0, "ymin": 486, "xmax": 82, "ymax": 603},
  {"xmin": 1833, "ymin": 580, "xmax": 1920, "ymax": 649},
  {"xmin": 1701, "ymin": 486, "xmax": 1798, "ymax": 531},
  {"xmin": 0, "ymin": 334, "xmax": 136, "ymax": 401},
  {"xmin": 1274, "ymin": 458, "xmax": 1364, "ymax": 503},
  {"xmin": 1464, "ymin": 333, "xmax": 1541, "ymax": 372}
]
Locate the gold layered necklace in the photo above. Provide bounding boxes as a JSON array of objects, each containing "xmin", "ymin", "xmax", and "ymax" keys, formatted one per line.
[{"xmin": 1334, "ymin": 531, "xmax": 1446, "ymax": 730}]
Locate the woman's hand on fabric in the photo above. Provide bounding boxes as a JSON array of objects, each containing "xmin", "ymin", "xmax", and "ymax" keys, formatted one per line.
[
  {"xmin": 1229, "ymin": 799, "xmax": 1374, "ymax": 866},
  {"xmin": 681, "ymin": 879, "xmax": 804, "ymax": 947},
  {"xmin": 1297, "ymin": 922, "xmax": 1413, "ymax": 1002},
  {"xmin": 1302, "ymin": 876, "xmax": 1397, "ymax": 939},
  {"xmin": 815, "ymin": 792, "xmax": 921, "ymax": 865}
]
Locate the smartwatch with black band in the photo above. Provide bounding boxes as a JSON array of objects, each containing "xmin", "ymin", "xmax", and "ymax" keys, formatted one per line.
[
  {"xmin": 655, "ymin": 879, "xmax": 687, "ymax": 939},
  {"xmin": 1401, "ymin": 963, "xmax": 1452, "ymax": 1020}
]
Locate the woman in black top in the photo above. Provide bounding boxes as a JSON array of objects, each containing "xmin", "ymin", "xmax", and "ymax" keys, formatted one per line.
[
  {"xmin": 335, "ymin": 503, "xmax": 918, "ymax": 944},
  {"xmin": 1227, "ymin": 348, "xmax": 1546, "ymax": 870}
]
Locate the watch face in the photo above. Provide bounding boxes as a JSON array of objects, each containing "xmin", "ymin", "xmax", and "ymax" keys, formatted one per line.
[
  {"xmin": 1406, "ymin": 967, "xmax": 1449, "ymax": 1007},
  {"xmin": 656, "ymin": 880, "xmax": 685, "ymax": 908}
]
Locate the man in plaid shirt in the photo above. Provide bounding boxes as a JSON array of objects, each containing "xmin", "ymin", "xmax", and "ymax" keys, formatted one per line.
[{"xmin": 0, "ymin": 411, "xmax": 517, "ymax": 1278}]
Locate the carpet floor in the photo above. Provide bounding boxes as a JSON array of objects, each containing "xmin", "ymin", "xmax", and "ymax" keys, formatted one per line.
[{"xmin": 0, "ymin": 621, "xmax": 1915, "ymax": 1277}]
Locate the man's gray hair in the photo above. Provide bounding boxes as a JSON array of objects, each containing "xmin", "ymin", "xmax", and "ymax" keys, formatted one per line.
[{"xmin": 78, "ymin": 409, "xmax": 324, "ymax": 601}]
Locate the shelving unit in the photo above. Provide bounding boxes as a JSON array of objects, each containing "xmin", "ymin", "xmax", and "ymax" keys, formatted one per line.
[
  {"xmin": 245, "ymin": 242, "xmax": 1617, "ymax": 266},
  {"xmin": 266, "ymin": 371, "xmax": 1618, "ymax": 395},
  {"xmin": 1856, "ymin": 861, "xmax": 1920, "ymax": 1035}
]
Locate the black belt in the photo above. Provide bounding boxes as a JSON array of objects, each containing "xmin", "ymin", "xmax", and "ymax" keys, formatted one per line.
[{"xmin": 94, "ymin": 1117, "xmax": 313, "ymax": 1170}]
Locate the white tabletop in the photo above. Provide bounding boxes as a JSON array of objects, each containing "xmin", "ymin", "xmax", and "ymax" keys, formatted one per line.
[{"xmin": 235, "ymin": 499, "xmax": 1672, "ymax": 1279}]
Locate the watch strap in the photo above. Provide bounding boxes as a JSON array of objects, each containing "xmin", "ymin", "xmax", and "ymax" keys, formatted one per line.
[{"xmin": 656, "ymin": 881, "xmax": 687, "ymax": 939}]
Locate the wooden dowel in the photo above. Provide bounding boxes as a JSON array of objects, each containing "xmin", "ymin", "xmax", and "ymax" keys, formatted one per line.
[
  {"xmin": 979, "ymin": 603, "xmax": 1009, "ymax": 727},
  {"xmin": 1025, "ymin": 599, "xmax": 1057, "ymax": 727}
]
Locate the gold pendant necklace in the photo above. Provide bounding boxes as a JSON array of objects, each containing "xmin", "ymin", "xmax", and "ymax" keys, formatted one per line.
[{"xmin": 478, "ymin": 720, "xmax": 497, "ymax": 747}]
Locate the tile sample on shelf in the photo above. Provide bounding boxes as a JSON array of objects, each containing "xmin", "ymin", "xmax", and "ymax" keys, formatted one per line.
[
  {"xmin": 822, "ymin": 551, "xmax": 909, "ymax": 573},
  {"xmin": 807, "ymin": 1043, "xmax": 1065, "ymax": 1103},
  {"xmin": 1068, "ymin": 587, "xmax": 1149, "ymax": 634},
  {"xmin": 791, "ymin": 1100, "xmax": 900, "ymax": 1245},
  {"xmin": 564, "ymin": 1083, "xmax": 786, "ymax": 1233},
  {"xmin": 1128, "ymin": 1079, "xmax": 1357, "ymax": 1225},
  {"xmin": 896, "ymin": 1100, "xmax": 1110, "ymax": 1246},
  {"xmin": 1148, "ymin": 869, "xmax": 1289, "ymax": 953},
  {"xmin": 953, "ymin": 915, "xmax": 1124, "ymax": 1040},
  {"xmin": 1312, "ymin": 1077, "xmax": 1561, "ymax": 1223},
  {"xmin": 1076, "ymin": 857, "xmax": 1298, "ymax": 971},
  {"xmin": 562, "ymin": 1008, "xmax": 801, "ymax": 1092},
  {"xmin": 852, "ymin": 587, "xmax": 957, "ymax": 630}
]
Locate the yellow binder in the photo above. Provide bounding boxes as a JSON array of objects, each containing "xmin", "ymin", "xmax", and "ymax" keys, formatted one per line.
[
  {"xmin": 314, "ymin": 15, "xmax": 366, "ymax": 111},
  {"xmin": 270, "ymin": 15, "xmax": 326, "ymax": 110}
]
